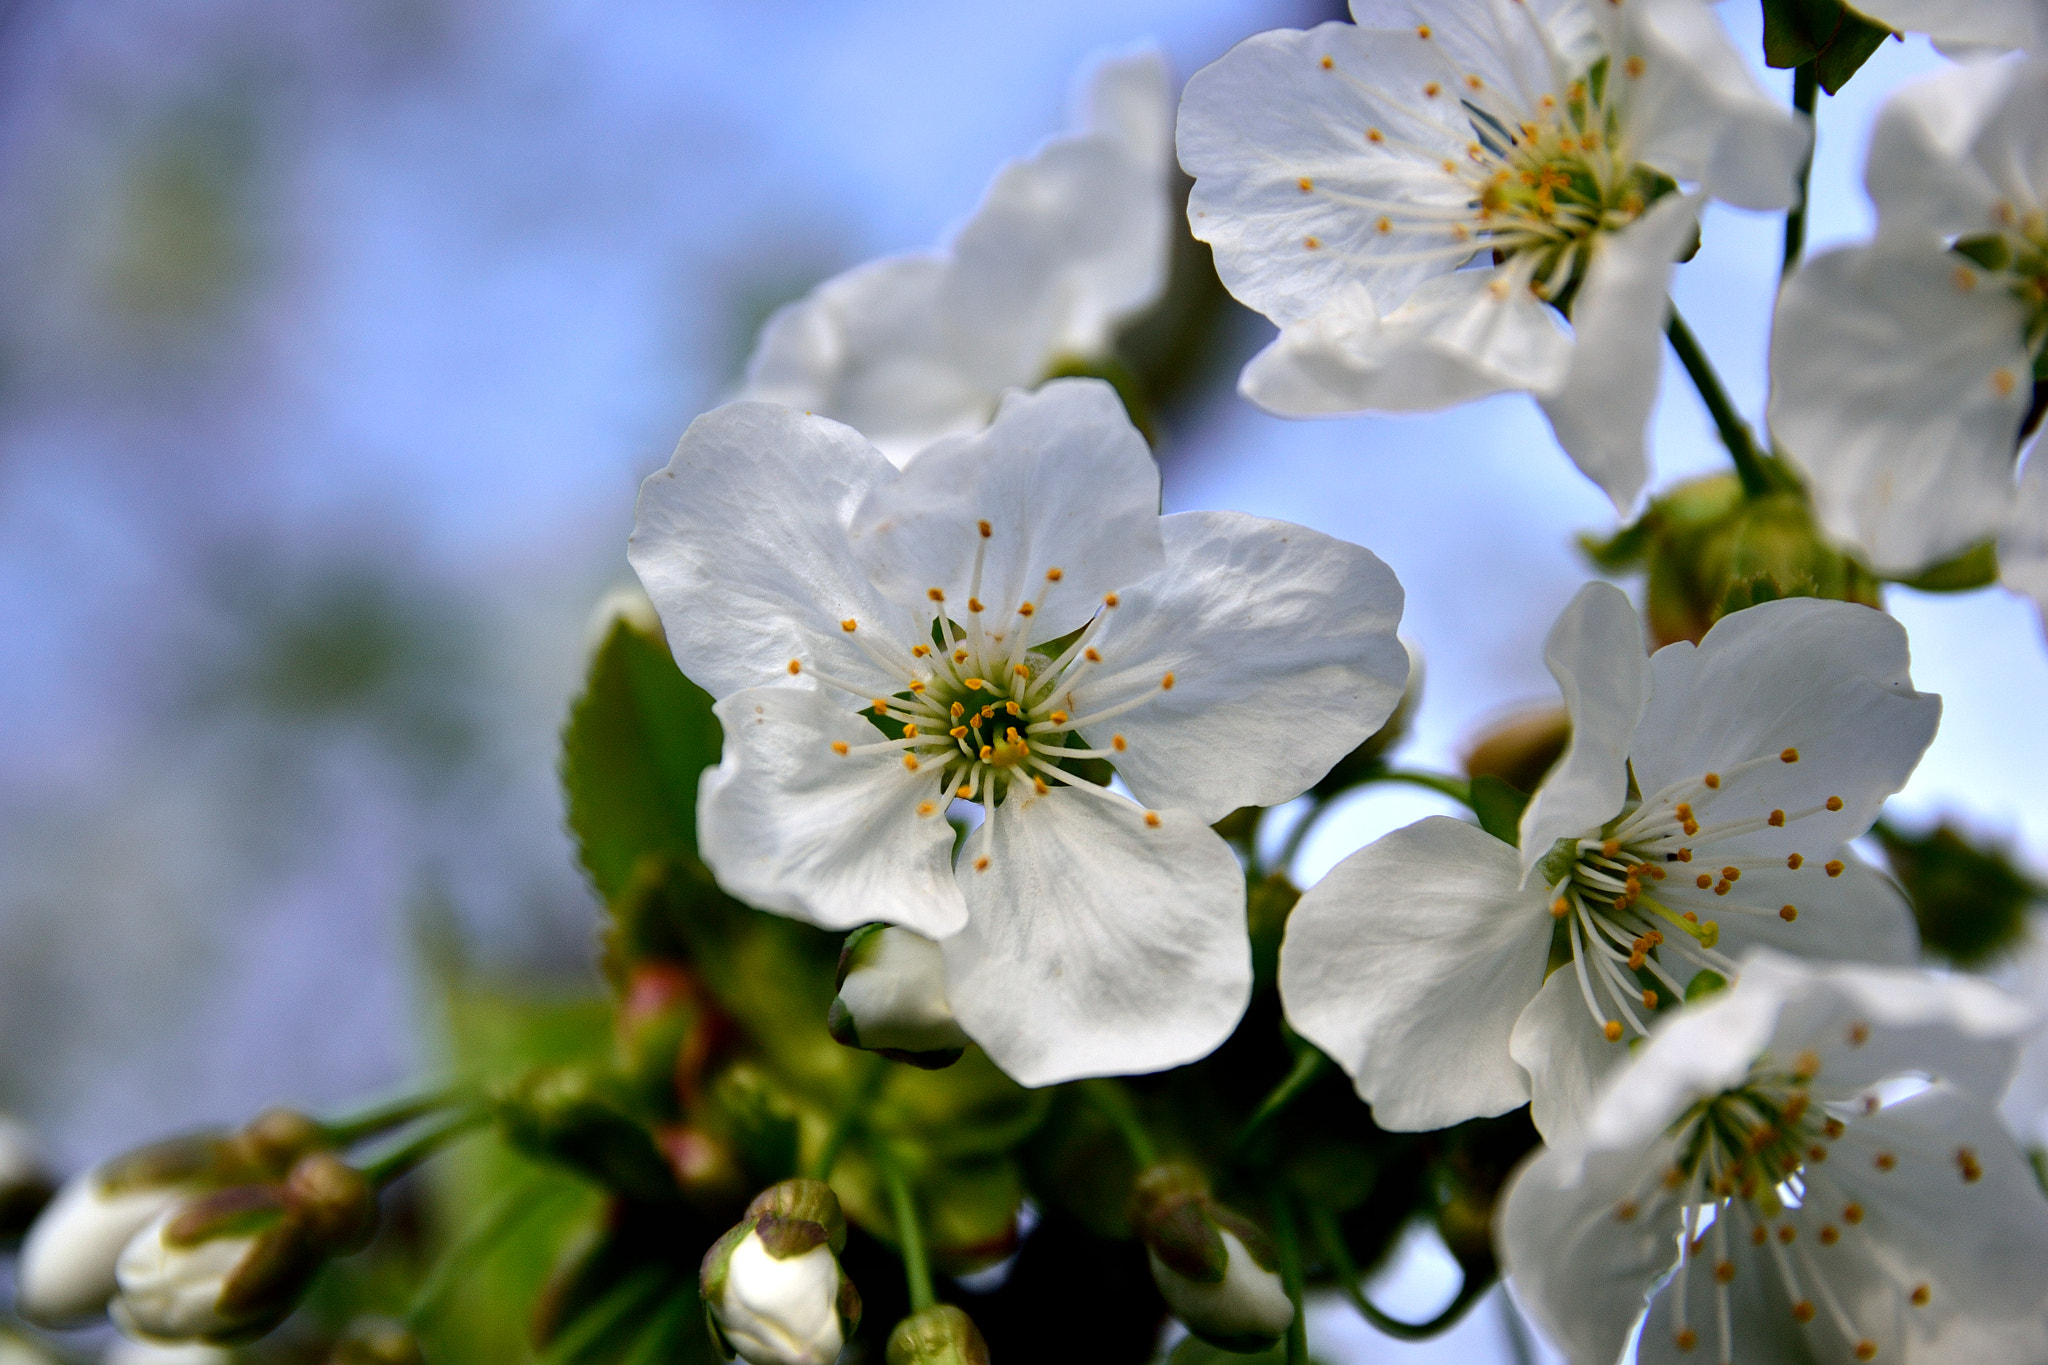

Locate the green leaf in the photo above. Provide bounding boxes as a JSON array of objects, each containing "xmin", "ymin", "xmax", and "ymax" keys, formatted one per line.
[
  {"xmin": 1891, "ymin": 539, "xmax": 1999, "ymax": 593},
  {"xmin": 1875, "ymin": 819, "xmax": 2044, "ymax": 968},
  {"xmin": 1685, "ymin": 970, "xmax": 1729, "ymax": 1003},
  {"xmin": 562, "ymin": 620, "xmax": 724, "ymax": 905},
  {"xmin": 1469, "ymin": 775, "xmax": 1531, "ymax": 847},
  {"xmin": 1813, "ymin": 12, "xmax": 1891, "ymax": 93},
  {"xmin": 1760, "ymin": 0, "xmax": 1892, "ymax": 91}
]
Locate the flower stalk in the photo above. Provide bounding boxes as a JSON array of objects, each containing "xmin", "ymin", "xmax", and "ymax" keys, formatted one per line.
[
  {"xmin": 871, "ymin": 1142, "xmax": 935, "ymax": 1314},
  {"xmin": 1665, "ymin": 307, "xmax": 1774, "ymax": 499}
]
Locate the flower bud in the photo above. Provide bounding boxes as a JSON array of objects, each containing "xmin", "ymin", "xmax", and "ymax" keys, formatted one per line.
[
  {"xmin": 103, "ymin": 1341, "xmax": 233, "ymax": 1365},
  {"xmin": 0, "ymin": 1115, "xmax": 53, "ymax": 1241},
  {"xmin": 1129, "ymin": 1164, "xmax": 1293, "ymax": 1353},
  {"xmin": 701, "ymin": 1179, "xmax": 860, "ymax": 1365},
  {"xmin": 494, "ymin": 1065, "xmax": 678, "ymax": 1201},
  {"xmin": 328, "ymin": 1317, "xmax": 425, "ymax": 1365},
  {"xmin": 885, "ymin": 1305, "xmax": 989, "ymax": 1365},
  {"xmin": 1461, "ymin": 707, "xmax": 1568, "ymax": 796},
  {"xmin": 826, "ymin": 926, "xmax": 968, "ymax": 1070},
  {"xmin": 110, "ymin": 1153, "xmax": 376, "ymax": 1344}
]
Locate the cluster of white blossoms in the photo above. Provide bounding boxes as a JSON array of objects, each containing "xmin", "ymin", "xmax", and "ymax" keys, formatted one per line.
[{"xmin": 623, "ymin": 11, "xmax": 2048, "ymax": 1364}]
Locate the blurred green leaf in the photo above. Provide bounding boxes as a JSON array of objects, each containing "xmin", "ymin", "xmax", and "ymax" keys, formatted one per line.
[
  {"xmin": 1892, "ymin": 540, "xmax": 1999, "ymax": 593},
  {"xmin": 1469, "ymin": 776, "xmax": 1530, "ymax": 847},
  {"xmin": 1875, "ymin": 819, "xmax": 2043, "ymax": 968},
  {"xmin": 562, "ymin": 621, "xmax": 723, "ymax": 905},
  {"xmin": 1760, "ymin": 0, "xmax": 1892, "ymax": 92}
]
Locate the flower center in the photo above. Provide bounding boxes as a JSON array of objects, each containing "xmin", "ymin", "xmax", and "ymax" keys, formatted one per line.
[
  {"xmin": 1954, "ymin": 205, "xmax": 2048, "ymax": 410},
  {"xmin": 802, "ymin": 521, "xmax": 1174, "ymax": 824},
  {"xmin": 1537, "ymin": 746, "xmax": 1847, "ymax": 1043}
]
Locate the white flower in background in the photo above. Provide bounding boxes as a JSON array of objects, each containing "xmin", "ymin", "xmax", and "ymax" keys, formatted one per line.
[
  {"xmin": 1280, "ymin": 583, "xmax": 1937, "ymax": 1139},
  {"xmin": 826, "ymin": 924, "xmax": 971, "ymax": 1068},
  {"xmin": 2005, "ymin": 448, "xmax": 2048, "ymax": 627},
  {"xmin": 1130, "ymin": 1164, "xmax": 1296, "ymax": 1352},
  {"xmin": 1176, "ymin": 0, "xmax": 1808, "ymax": 509},
  {"xmin": 18, "ymin": 1169, "xmax": 195, "ymax": 1326},
  {"xmin": 630, "ymin": 378, "xmax": 1407, "ymax": 1086},
  {"xmin": 103, "ymin": 1343, "xmax": 233, "ymax": 1365},
  {"xmin": 1770, "ymin": 56, "xmax": 2047, "ymax": 577},
  {"xmin": 701, "ymin": 1180, "xmax": 860, "ymax": 1365},
  {"xmin": 741, "ymin": 49, "xmax": 1174, "ymax": 465},
  {"xmin": 1499, "ymin": 952, "xmax": 2048, "ymax": 1365},
  {"xmin": 1851, "ymin": 0, "xmax": 2048, "ymax": 57}
]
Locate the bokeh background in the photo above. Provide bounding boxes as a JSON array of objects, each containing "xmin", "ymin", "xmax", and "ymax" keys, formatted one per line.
[{"xmin": 0, "ymin": 1, "xmax": 2040, "ymax": 1360}]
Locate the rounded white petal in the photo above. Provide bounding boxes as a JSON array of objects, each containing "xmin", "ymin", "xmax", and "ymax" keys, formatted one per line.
[
  {"xmin": 1633, "ymin": 1218, "xmax": 1872, "ymax": 1365},
  {"xmin": 1854, "ymin": 0, "xmax": 2048, "ymax": 58},
  {"xmin": 1281, "ymin": 817, "xmax": 1552, "ymax": 1130},
  {"xmin": 698, "ymin": 685, "xmax": 965, "ymax": 939},
  {"xmin": 1497, "ymin": 1136, "xmax": 1683, "ymax": 1365},
  {"xmin": 1864, "ymin": 59, "xmax": 2016, "ymax": 242},
  {"xmin": 1509, "ymin": 964, "xmax": 1636, "ymax": 1142},
  {"xmin": 1701, "ymin": 849, "xmax": 1918, "ymax": 970},
  {"xmin": 1151, "ymin": 1231, "xmax": 1295, "ymax": 1344},
  {"xmin": 1536, "ymin": 193, "xmax": 1703, "ymax": 512},
  {"xmin": 1081, "ymin": 47, "xmax": 1174, "ymax": 177},
  {"xmin": 941, "ymin": 787, "xmax": 1249, "ymax": 1088},
  {"xmin": 1179, "ymin": 21, "xmax": 1473, "ymax": 326},
  {"xmin": 630, "ymin": 402, "xmax": 920, "ymax": 701},
  {"xmin": 18, "ymin": 1176, "xmax": 185, "ymax": 1326},
  {"xmin": 1517, "ymin": 581, "xmax": 1650, "ymax": 884},
  {"xmin": 2000, "ymin": 444, "xmax": 2048, "ymax": 629},
  {"xmin": 718, "ymin": 1233, "xmax": 846, "ymax": 1365},
  {"xmin": 850, "ymin": 379, "xmax": 1163, "ymax": 644},
  {"xmin": 1240, "ymin": 272, "xmax": 1574, "ymax": 418},
  {"xmin": 1604, "ymin": 0, "xmax": 1811, "ymax": 209},
  {"xmin": 1072, "ymin": 510, "xmax": 1407, "ymax": 822},
  {"xmin": 739, "ymin": 255, "xmax": 996, "ymax": 468},
  {"xmin": 111, "ymin": 1215, "xmax": 251, "ymax": 1342},
  {"xmin": 835, "ymin": 927, "xmax": 968, "ymax": 1055},
  {"xmin": 1769, "ymin": 245, "xmax": 2030, "ymax": 574},
  {"xmin": 1627, "ymin": 597, "xmax": 1941, "ymax": 852}
]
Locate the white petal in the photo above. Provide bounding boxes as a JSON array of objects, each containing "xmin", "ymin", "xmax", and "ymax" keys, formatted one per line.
[
  {"xmin": 1240, "ymin": 272, "xmax": 1574, "ymax": 418},
  {"xmin": 1071, "ymin": 511, "xmax": 1407, "ymax": 822},
  {"xmin": 1537, "ymin": 193, "xmax": 1702, "ymax": 512},
  {"xmin": 738, "ymin": 255, "xmax": 997, "ymax": 468},
  {"xmin": 834, "ymin": 927, "xmax": 968, "ymax": 1055},
  {"xmin": 942, "ymin": 788, "xmax": 1249, "ymax": 1088},
  {"xmin": 1964, "ymin": 55, "xmax": 2048, "ymax": 215},
  {"xmin": 1628, "ymin": 597, "xmax": 1941, "ymax": 850},
  {"xmin": 1280, "ymin": 817, "xmax": 1552, "ymax": 1131},
  {"xmin": 1603, "ymin": 0, "xmax": 1811, "ymax": 210},
  {"xmin": 1518, "ymin": 582, "xmax": 1649, "ymax": 884},
  {"xmin": 1769, "ymin": 245, "xmax": 2030, "ymax": 574},
  {"xmin": 1509, "ymin": 964, "xmax": 1634, "ymax": 1142},
  {"xmin": 944, "ymin": 135, "xmax": 1169, "ymax": 386},
  {"xmin": 1634, "ymin": 1216, "xmax": 1869, "ymax": 1365},
  {"xmin": 1081, "ymin": 47, "xmax": 1175, "ymax": 176},
  {"xmin": 630, "ymin": 402, "xmax": 920, "ymax": 701},
  {"xmin": 1695, "ymin": 850, "xmax": 1918, "ymax": 971},
  {"xmin": 1580, "ymin": 969, "xmax": 1786, "ymax": 1152},
  {"xmin": 1854, "ymin": 0, "xmax": 2048, "ymax": 57},
  {"xmin": 1179, "ymin": 22, "xmax": 1476, "ymax": 326},
  {"xmin": 698, "ymin": 685, "xmax": 965, "ymax": 938},
  {"xmin": 1864, "ymin": 59, "xmax": 2015, "ymax": 243},
  {"xmin": 1497, "ymin": 1136, "xmax": 1681, "ymax": 1365},
  {"xmin": 850, "ymin": 379, "xmax": 1163, "ymax": 644},
  {"xmin": 2000, "ymin": 446, "xmax": 2048, "ymax": 629}
]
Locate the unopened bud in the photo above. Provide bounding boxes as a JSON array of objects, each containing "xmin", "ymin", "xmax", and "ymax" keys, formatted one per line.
[
  {"xmin": 494, "ymin": 1065, "xmax": 678, "ymax": 1201},
  {"xmin": 104, "ymin": 1341, "xmax": 234, "ymax": 1365},
  {"xmin": 1129, "ymin": 1164, "xmax": 1293, "ymax": 1352},
  {"xmin": 826, "ymin": 926, "xmax": 967, "ymax": 1070},
  {"xmin": 1462, "ymin": 707, "xmax": 1569, "ymax": 796},
  {"xmin": 584, "ymin": 580, "xmax": 663, "ymax": 652},
  {"xmin": 885, "ymin": 1305, "xmax": 989, "ymax": 1365},
  {"xmin": 329, "ymin": 1316, "xmax": 425, "ymax": 1365},
  {"xmin": 701, "ymin": 1180, "xmax": 860, "ymax": 1365},
  {"xmin": 110, "ymin": 1153, "xmax": 377, "ymax": 1344}
]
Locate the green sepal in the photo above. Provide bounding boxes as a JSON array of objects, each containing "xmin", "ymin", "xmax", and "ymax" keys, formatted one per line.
[
  {"xmin": 1535, "ymin": 836, "xmax": 1580, "ymax": 891},
  {"xmin": 751, "ymin": 1213, "xmax": 831, "ymax": 1260},
  {"xmin": 698, "ymin": 1221, "xmax": 750, "ymax": 1311},
  {"xmin": 1685, "ymin": 970, "xmax": 1730, "ymax": 1003},
  {"xmin": 1208, "ymin": 1204, "xmax": 1281, "ymax": 1276},
  {"xmin": 163, "ymin": 1183, "xmax": 287, "ymax": 1247},
  {"xmin": 836, "ymin": 1272, "xmax": 864, "ymax": 1341},
  {"xmin": 746, "ymin": 1177, "xmax": 847, "ymax": 1254},
  {"xmin": 1760, "ymin": 0, "xmax": 1892, "ymax": 92},
  {"xmin": 1470, "ymin": 775, "xmax": 1531, "ymax": 847},
  {"xmin": 1891, "ymin": 540, "xmax": 1999, "ymax": 593},
  {"xmin": 1145, "ymin": 1201, "xmax": 1230, "ymax": 1284},
  {"xmin": 886, "ymin": 1304, "xmax": 990, "ymax": 1365}
]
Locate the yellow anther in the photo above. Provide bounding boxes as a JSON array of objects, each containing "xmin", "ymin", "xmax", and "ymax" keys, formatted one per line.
[
  {"xmin": 1825, "ymin": 795, "xmax": 1843, "ymax": 811},
  {"xmin": 1603, "ymin": 1020, "xmax": 1623, "ymax": 1042},
  {"xmin": 1768, "ymin": 809, "xmax": 1785, "ymax": 826},
  {"xmin": 840, "ymin": 618, "xmax": 857, "ymax": 632},
  {"xmin": 831, "ymin": 741, "xmax": 849, "ymax": 755},
  {"xmin": 1994, "ymin": 368, "xmax": 2017, "ymax": 398},
  {"xmin": 908, "ymin": 680, "xmax": 926, "ymax": 693},
  {"xmin": 787, "ymin": 659, "xmax": 802, "ymax": 675},
  {"xmin": 1161, "ymin": 672, "xmax": 1176, "ymax": 691},
  {"xmin": 1032, "ymin": 776, "xmax": 1049, "ymax": 796},
  {"xmin": 1423, "ymin": 81, "xmax": 1440, "ymax": 97},
  {"xmin": 1550, "ymin": 898, "xmax": 1570, "ymax": 918},
  {"xmin": 968, "ymin": 597, "xmax": 984, "ymax": 613},
  {"xmin": 1854, "ymin": 1342, "xmax": 1876, "ymax": 1361},
  {"xmin": 1910, "ymin": 1284, "xmax": 1930, "ymax": 1306},
  {"xmin": 950, "ymin": 701, "xmax": 964, "ymax": 719},
  {"xmin": 981, "ymin": 705, "xmax": 995, "ymax": 720},
  {"xmin": 1714, "ymin": 1260, "xmax": 1735, "ymax": 1284},
  {"xmin": 1874, "ymin": 1151, "xmax": 1895, "ymax": 1171},
  {"xmin": 1674, "ymin": 803, "xmax": 1693, "ymax": 821},
  {"xmin": 950, "ymin": 726, "xmax": 968, "ymax": 739},
  {"xmin": 1791, "ymin": 1301, "xmax": 1815, "ymax": 1323},
  {"xmin": 1305, "ymin": 236, "xmax": 1321, "ymax": 249},
  {"xmin": 1825, "ymin": 859, "xmax": 1845, "ymax": 878},
  {"xmin": 1012, "ymin": 663, "xmax": 1030, "ymax": 677},
  {"xmin": 1787, "ymin": 853, "xmax": 1804, "ymax": 869},
  {"xmin": 1046, "ymin": 567, "xmax": 1063, "ymax": 581},
  {"xmin": 1416, "ymin": 22, "xmax": 1431, "ymax": 36},
  {"xmin": 1299, "ymin": 176, "xmax": 1314, "ymax": 192},
  {"xmin": 903, "ymin": 724, "xmax": 919, "ymax": 737},
  {"xmin": 928, "ymin": 587, "xmax": 945, "ymax": 602},
  {"xmin": 980, "ymin": 746, "xmax": 994, "ymax": 762},
  {"xmin": 1957, "ymin": 1146, "xmax": 1983, "ymax": 1182},
  {"xmin": 1367, "ymin": 126, "xmax": 1384, "ymax": 143},
  {"xmin": 1104, "ymin": 593, "xmax": 1120, "ymax": 608},
  {"xmin": 1792, "ymin": 1049, "xmax": 1820, "ymax": 1080},
  {"xmin": 1824, "ymin": 1118, "xmax": 1846, "ymax": 1138},
  {"xmin": 871, "ymin": 698, "xmax": 891, "ymax": 714},
  {"xmin": 1640, "ymin": 989, "xmax": 1657, "ymax": 1010},
  {"xmin": 1601, "ymin": 839, "xmax": 1621, "ymax": 858},
  {"xmin": 1781, "ymin": 747, "xmax": 1800, "ymax": 763},
  {"xmin": 1956, "ymin": 264, "xmax": 1979, "ymax": 292},
  {"xmin": 1018, "ymin": 602, "xmax": 1035, "ymax": 617},
  {"xmin": 964, "ymin": 677, "xmax": 987, "ymax": 690},
  {"xmin": 1844, "ymin": 1202, "xmax": 1864, "ymax": 1224},
  {"xmin": 1376, "ymin": 215, "xmax": 1392, "ymax": 233},
  {"xmin": 1674, "ymin": 1328, "xmax": 1696, "ymax": 1352},
  {"xmin": 1144, "ymin": 811, "xmax": 1162, "ymax": 828},
  {"xmin": 1780, "ymin": 904, "xmax": 1798, "ymax": 922},
  {"xmin": 1466, "ymin": 74, "xmax": 1483, "ymax": 90},
  {"xmin": 1614, "ymin": 1200, "xmax": 1638, "ymax": 1222},
  {"xmin": 1819, "ymin": 1224, "xmax": 1840, "ymax": 1244},
  {"xmin": 1084, "ymin": 647, "xmax": 1101, "ymax": 664},
  {"xmin": 1721, "ymin": 866, "xmax": 1740, "ymax": 881},
  {"xmin": 974, "ymin": 856, "xmax": 990, "ymax": 872},
  {"xmin": 1006, "ymin": 701, "xmax": 1020, "ymax": 715},
  {"xmin": 1703, "ymin": 772, "xmax": 1720, "ymax": 789},
  {"xmin": 1049, "ymin": 710, "xmax": 1069, "ymax": 725},
  {"xmin": 956, "ymin": 784, "xmax": 972, "ymax": 798},
  {"xmin": 1696, "ymin": 874, "xmax": 1713, "ymax": 889},
  {"xmin": 916, "ymin": 801, "xmax": 937, "ymax": 817},
  {"xmin": 1676, "ymin": 848, "xmax": 1692, "ymax": 862},
  {"xmin": 1112, "ymin": 734, "xmax": 1126, "ymax": 752},
  {"xmin": 977, "ymin": 519, "xmax": 992, "ymax": 538},
  {"xmin": 1321, "ymin": 54, "xmax": 1334, "ymax": 69},
  {"xmin": 1683, "ymin": 819, "xmax": 1699, "ymax": 836},
  {"xmin": 902, "ymin": 755, "xmax": 920, "ymax": 771}
]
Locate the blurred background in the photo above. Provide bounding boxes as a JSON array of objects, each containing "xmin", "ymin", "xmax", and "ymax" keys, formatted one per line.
[{"xmin": 0, "ymin": 1, "xmax": 2041, "ymax": 1359}]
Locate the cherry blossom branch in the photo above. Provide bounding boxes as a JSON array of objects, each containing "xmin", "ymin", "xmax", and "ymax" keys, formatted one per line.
[
  {"xmin": 1665, "ymin": 306, "xmax": 1774, "ymax": 498},
  {"xmin": 1230, "ymin": 1048, "xmax": 1331, "ymax": 1161},
  {"xmin": 872, "ymin": 1140, "xmax": 936, "ymax": 1313},
  {"xmin": 1308, "ymin": 1202, "xmax": 1493, "ymax": 1341},
  {"xmin": 1783, "ymin": 63, "xmax": 1819, "ymax": 275},
  {"xmin": 358, "ymin": 1109, "xmax": 488, "ymax": 1187}
]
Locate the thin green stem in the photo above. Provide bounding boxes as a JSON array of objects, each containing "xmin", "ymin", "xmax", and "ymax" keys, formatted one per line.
[
  {"xmin": 407, "ymin": 1175, "xmax": 562, "ymax": 1326},
  {"xmin": 1231, "ymin": 1049, "xmax": 1331, "ymax": 1161},
  {"xmin": 619, "ymin": 1287, "xmax": 694, "ymax": 1365},
  {"xmin": 1308, "ymin": 1204, "xmax": 1492, "ymax": 1341},
  {"xmin": 537, "ymin": 1266, "xmax": 670, "ymax": 1365},
  {"xmin": 1082, "ymin": 1079, "xmax": 1158, "ymax": 1169},
  {"xmin": 359, "ymin": 1110, "xmax": 487, "ymax": 1188},
  {"xmin": 1376, "ymin": 769, "xmax": 1473, "ymax": 807},
  {"xmin": 321, "ymin": 1085, "xmax": 468, "ymax": 1146},
  {"xmin": 1783, "ymin": 63, "xmax": 1819, "ymax": 276},
  {"xmin": 871, "ymin": 1141, "xmax": 935, "ymax": 1312},
  {"xmin": 1270, "ymin": 1190, "xmax": 1310, "ymax": 1365},
  {"xmin": 1666, "ymin": 307, "xmax": 1773, "ymax": 498},
  {"xmin": 812, "ymin": 1052, "xmax": 890, "ymax": 1182}
]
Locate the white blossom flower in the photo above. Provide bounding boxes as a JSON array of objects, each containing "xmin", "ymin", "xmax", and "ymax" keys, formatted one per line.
[
  {"xmin": 1851, "ymin": 0, "xmax": 2048, "ymax": 58},
  {"xmin": 701, "ymin": 1180, "xmax": 859, "ymax": 1365},
  {"xmin": 826, "ymin": 924, "xmax": 970, "ymax": 1068},
  {"xmin": 740, "ymin": 49, "xmax": 1174, "ymax": 465},
  {"xmin": 1176, "ymin": 0, "xmax": 1808, "ymax": 509},
  {"xmin": 629, "ymin": 377, "xmax": 1407, "ymax": 1086},
  {"xmin": 1280, "ymin": 583, "xmax": 1937, "ymax": 1139},
  {"xmin": 1770, "ymin": 56, "xmax": 2047, "ymax": 576},
  {"xmin": 2003, "ymin": 444, "xmax": 2048, "ymax": 626},
  {"xmin": 18, "ymin": 1172, "xmax": 193, "ymax": 1326},
  {"xmin": 1499, "ymin": 951, "xmax": 2048, "ymax": 1365}
]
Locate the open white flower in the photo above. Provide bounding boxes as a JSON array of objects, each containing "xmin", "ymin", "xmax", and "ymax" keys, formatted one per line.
[
  {"xmin": 1851, "ymin": 0, "xmax": 2048, "ymax": 58},
  {"xmin": 1176, "ymin": 0, "xmax": 1808, "ymax": 509},
  {"xmin": 740, "ymin": 49, "xmax": 1174, "ymax": 465},
  {"xmin": 1770, "ymin": 56, "xmax": 2047, "ymax": 576},
  {"xmin": 630, "ymin": 378, "xmax": 1407, "ymax": 1086},
  {"xmin": 1280, "ymin": 583, "xmax": 1937, "ymax": 1139},
  {"xmin": 1499, "ymin": 951, "xmax": 2048, "ymax": 1365}
]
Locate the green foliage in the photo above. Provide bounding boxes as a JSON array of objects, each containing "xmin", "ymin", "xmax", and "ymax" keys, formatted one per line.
[
  {"xmin": 1469, "ymin": 776, "xmax": 1531, "ymax": 847},
  {"xmin": 1760, "ymin": 0, "xmax": 1893, "ymax": 93},
  {"xmin": 1893, "ymin": 540, "xmax": 2000, "ymax": 593},
  {"xmin": 1875, "ymin": 819, "xmax": 2044, "ymax": 968}
]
